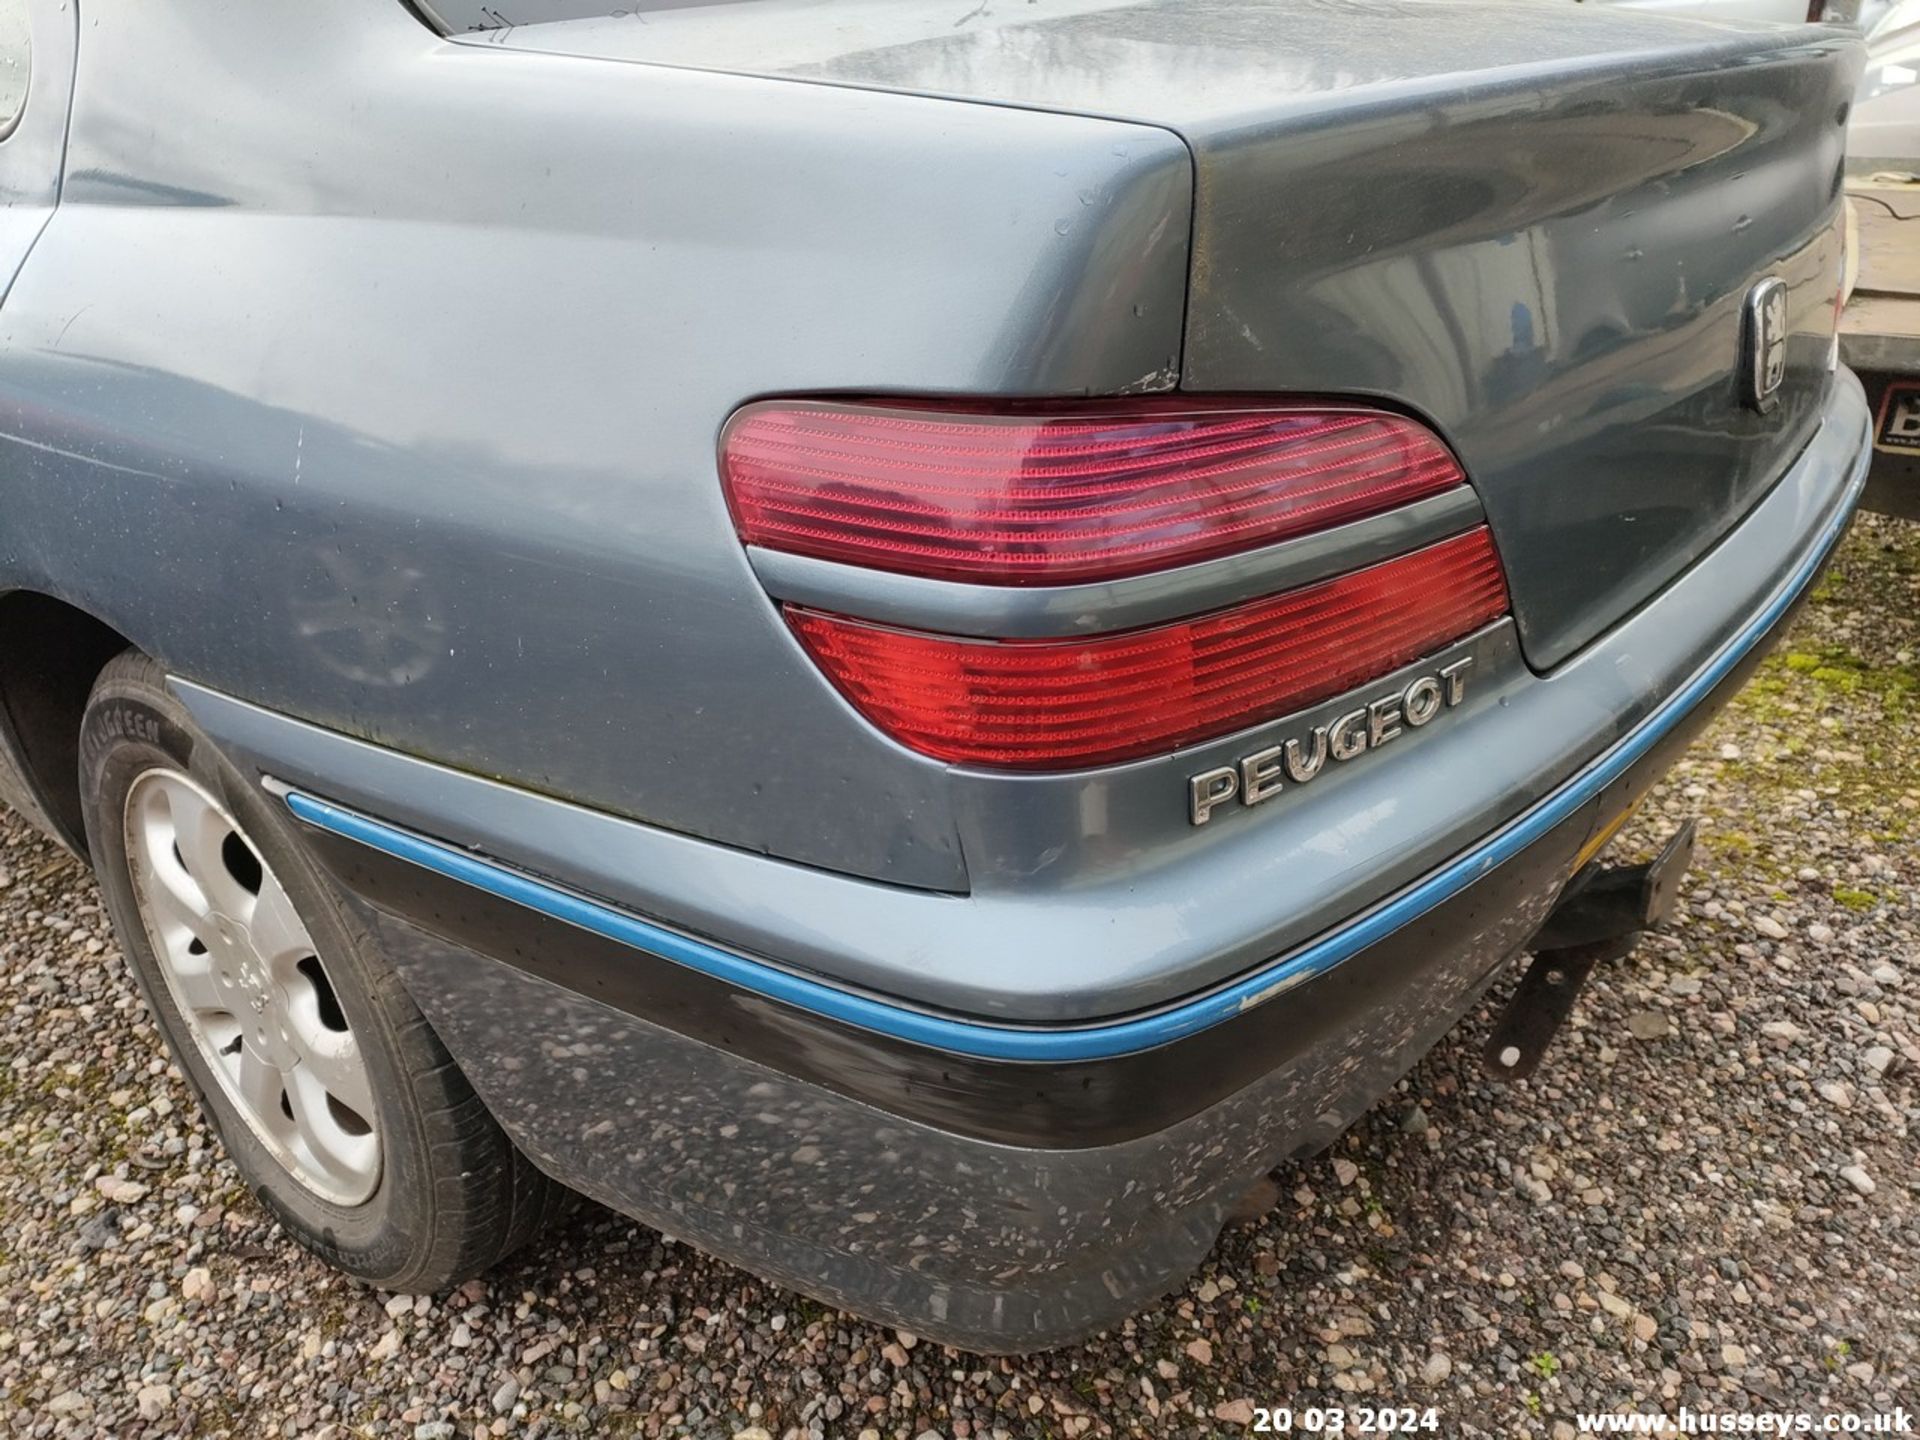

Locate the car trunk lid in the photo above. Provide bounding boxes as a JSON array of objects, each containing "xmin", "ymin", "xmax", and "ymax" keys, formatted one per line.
[
  {"xmin": 440, "ymin": 0, "xmax": 1860, "ymax": 667},
  {"xmin": 1159, "ymin": 9, "xmax": 1861, "ymax": 666}
]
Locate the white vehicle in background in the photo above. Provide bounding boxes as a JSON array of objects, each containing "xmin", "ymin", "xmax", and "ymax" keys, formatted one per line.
[
  {"xmin": 1851, "ymin": 0, "xmax": 1920, "ymax": 165},
  {"xmin": 1839, "ymin": 0, "xmax": 1920, "ymax": 518},
  {"xmin": 1574, "ymin": 0, "xmax": 1920, "ymax": 164}
]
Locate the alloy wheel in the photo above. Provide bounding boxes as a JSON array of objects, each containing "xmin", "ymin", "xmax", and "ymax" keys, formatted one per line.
[{"xmin": 122, "ymin": 768, "xmax": 381, "ymax": 1205}]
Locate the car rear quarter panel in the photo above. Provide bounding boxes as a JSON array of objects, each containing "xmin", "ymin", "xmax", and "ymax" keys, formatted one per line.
[{"xmin": 0, "ymin": 0, "xmax": 1192, "ymax": 891}]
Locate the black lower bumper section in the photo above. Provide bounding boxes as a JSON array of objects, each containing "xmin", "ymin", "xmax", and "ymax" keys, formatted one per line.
[{"xmin": 306, "ymin": 805, "xmax": 1580, "ymax": 1149}]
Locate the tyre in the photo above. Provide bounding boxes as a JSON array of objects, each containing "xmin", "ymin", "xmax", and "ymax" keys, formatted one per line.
[{"xmin": 78, "ymin": 650, "xmax": 570, "ymax": 1291}]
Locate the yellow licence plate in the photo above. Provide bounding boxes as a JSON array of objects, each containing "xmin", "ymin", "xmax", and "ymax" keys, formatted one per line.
[{"xmin": 1571, "ymin": 793, "xmax": 1647, "ymax": 873}]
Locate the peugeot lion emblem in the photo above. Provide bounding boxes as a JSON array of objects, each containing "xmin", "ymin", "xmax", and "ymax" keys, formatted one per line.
[{"xmin": 1742, "ymin": 276, "xmax": 1788, "ymax": 413}]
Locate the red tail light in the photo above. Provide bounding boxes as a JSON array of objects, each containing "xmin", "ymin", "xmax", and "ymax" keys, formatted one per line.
[
  {"xmin": 787, "ymin": 528, "xmax": 1508, "ymax": 769},
  {"xmin": 722, "ymin": 399, "xmax": 1466, "ymax": 585}
]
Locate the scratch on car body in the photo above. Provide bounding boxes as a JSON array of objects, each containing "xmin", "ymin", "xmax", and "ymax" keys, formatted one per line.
[{"xmin": 1118, "ymin": 362, "xmax": 1179, "ymax": 394}]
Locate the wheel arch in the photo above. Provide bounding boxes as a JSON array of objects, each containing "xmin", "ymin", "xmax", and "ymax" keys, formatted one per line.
[{"xmin": 0, "ymin": 589, "xmax": 136, "ymax": 856}]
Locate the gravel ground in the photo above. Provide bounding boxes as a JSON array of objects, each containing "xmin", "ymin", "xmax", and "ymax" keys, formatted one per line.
[{"xmin": 0, "ymin": 517, "xmax": 1915, "ymax": 1440}]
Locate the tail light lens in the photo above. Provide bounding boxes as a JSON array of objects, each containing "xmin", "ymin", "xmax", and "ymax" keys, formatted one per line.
[
  {"xmin": 787, "ymin": 528, "xmax": 1508, "ymax": 769},
  {"xmin": 721, "ymin": 399, "xmax": 1466, "ymax": 585}
]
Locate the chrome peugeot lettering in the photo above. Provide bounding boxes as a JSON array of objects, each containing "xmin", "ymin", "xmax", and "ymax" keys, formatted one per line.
[
  {"xmin": 1284, "ymin": 728, "xmax": 1329, "ymax": 783},
  {"xmin": 1188, "ymin": 657, "xmax": 1475, "ymax": 825},
  {"xmin": 1188, "ymin": 768, "xmax": 1238, "ymax": 824},
  {"xmin": 1403, "ymin": 675, "xmax": 1444, "ymax": 726},
  {"xmin": 1239, "ymin": 745, "xmax": 1286, "ymax": 805},
  {"xmin": 1367, "ymin": 692, "xmax": 1404, "ymax": 747},
  {"xmin": 1328, "ymin": 708, "xmax": 1370, "ymax": 761}
]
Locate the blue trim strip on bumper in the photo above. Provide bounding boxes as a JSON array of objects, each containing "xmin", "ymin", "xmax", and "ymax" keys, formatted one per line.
[{"xmin": 283, "ymin": 471, "xmax": 1858, "ymax": 1063}]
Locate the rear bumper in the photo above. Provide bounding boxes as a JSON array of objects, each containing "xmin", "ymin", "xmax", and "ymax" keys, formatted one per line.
[
  {"xmin": 306, "ymin": 545, "xmax": 1835, "ymax": 1349},
  {"xmin": 178, "ymin": 372, "xmax": 1871, "ymax": 1349}
]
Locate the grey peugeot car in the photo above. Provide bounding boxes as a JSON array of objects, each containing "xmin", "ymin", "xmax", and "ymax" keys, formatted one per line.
[{"xmin": 0, "ymin": 0, "xmax": 1873, "ymax": 1350}]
